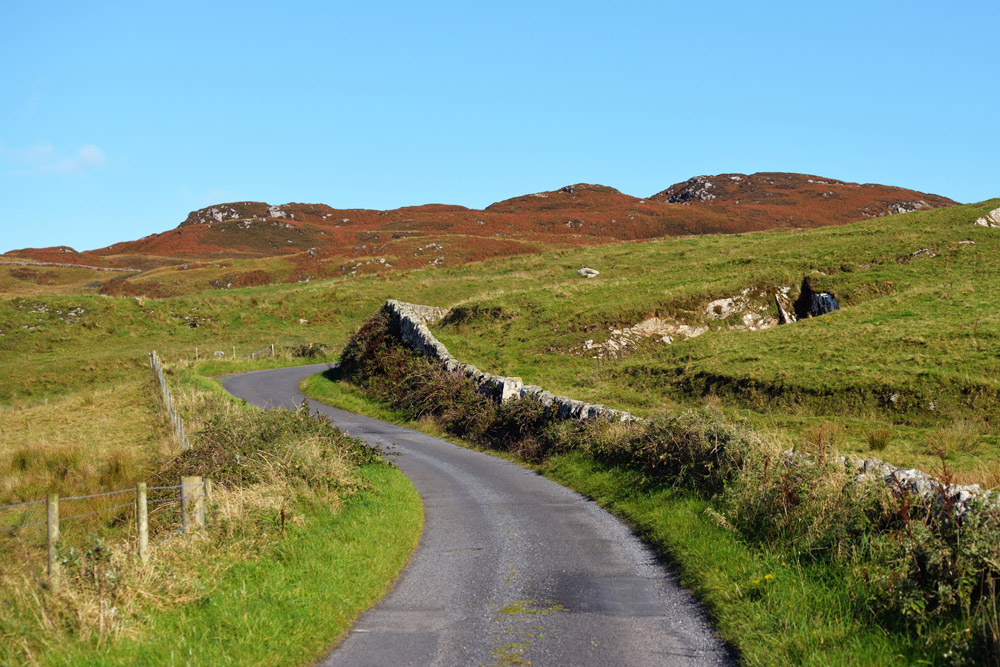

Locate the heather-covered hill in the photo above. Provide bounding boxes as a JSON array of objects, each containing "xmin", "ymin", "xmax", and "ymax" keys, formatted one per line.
[
  {"xmin": 1, "ymin": 173, "xmax": 958, "ymax": 297},
  {"xmin": 651, "ymin": 172, "xmax": 956, "ymax": 227}
]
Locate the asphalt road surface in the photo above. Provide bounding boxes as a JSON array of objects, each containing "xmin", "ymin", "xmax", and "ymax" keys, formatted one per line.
[{"xmin": 222, "ymin": 364, "xmax": 733, "ymax": 666}]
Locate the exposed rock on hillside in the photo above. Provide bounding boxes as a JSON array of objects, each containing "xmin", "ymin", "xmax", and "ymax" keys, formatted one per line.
[
  {"xmin": 793, "ymin": 277, "xmax": 840, "ymax": 319},
  {"xmin": 583, "ymin": 287, "xmax": 786, "ymax": 359},
  {"xmin": 975, "ymin": 207, "xmax": 1000, "ymax": 227}
]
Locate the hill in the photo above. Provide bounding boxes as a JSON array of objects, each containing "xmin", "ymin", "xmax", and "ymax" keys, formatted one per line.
[
  {"xmin": 1, "ymin": 173, "xmax": 958, "ymax": 297},
  {"xmin": 651, "ymin": 172, "xmax": 956, "ymax": 226}
]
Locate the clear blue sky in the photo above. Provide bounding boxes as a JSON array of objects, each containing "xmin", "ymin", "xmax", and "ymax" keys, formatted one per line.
[{"xmin": 2, "ymin": 1, "xmax": 998, "ymax": 254}]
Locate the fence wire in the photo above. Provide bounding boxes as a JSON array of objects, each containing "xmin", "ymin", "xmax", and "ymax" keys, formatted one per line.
[
  {"xmin": 148, "ymin": 496, "xmax": 182, "ymax": 505},
  {"xmin": 62, "ymin": 488, "xmax": 135, "ymax": 502},
  {"xmin": 246, "ymin": 344, "xmax": 275, "ymax": 359},
  {"xmin": 0, "ymin": 498, "xmax": 46, "ymax": 512}
]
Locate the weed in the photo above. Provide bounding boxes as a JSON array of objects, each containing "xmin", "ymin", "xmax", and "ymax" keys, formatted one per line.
[{"xmin": 867, "ymin": 427, "xmax": 893, "ymax": 451}]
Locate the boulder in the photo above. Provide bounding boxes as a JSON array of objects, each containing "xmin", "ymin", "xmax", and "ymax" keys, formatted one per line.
[
  {"xmin": 975, "ymin": 207, "xmax": 1000, "ymax": 228},
  {"xmin": 793, "ymin": 276, "xmax": 839, "ymax": 319}
]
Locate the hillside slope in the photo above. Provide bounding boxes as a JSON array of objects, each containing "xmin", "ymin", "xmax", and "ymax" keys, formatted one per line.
[{"xmin": 1, "ymin": 173, "xmax": 957, "ymax": 297}]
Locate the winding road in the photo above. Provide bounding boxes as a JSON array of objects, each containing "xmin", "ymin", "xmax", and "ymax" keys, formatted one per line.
[{"xmin": 222, "ymin": 364, "xmax": 732, "ymax": 666}]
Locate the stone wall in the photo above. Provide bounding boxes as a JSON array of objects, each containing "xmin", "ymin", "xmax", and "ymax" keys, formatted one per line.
[
  {"xmin": 377, "ymin": 299, "xmax": 990, "ymax": 514},
  {"xmin": 381, "ymin": 300, "xmax": 637, "ymax": 421}
]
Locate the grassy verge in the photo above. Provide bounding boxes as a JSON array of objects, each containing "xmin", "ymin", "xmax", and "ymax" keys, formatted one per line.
[
  {"xmin": 50, "ymin": 463, "xmax": 421, "ymax": 666},
  {"xmin": 539, "ymin": 453, "xmax": 917, "ymax": 665}
]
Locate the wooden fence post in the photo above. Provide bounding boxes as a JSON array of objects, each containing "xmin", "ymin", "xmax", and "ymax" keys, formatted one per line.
[
  {"xmin": 270, "ymin": 343, "xmax": 274, "ymax": 357},
  {"xmin": 136, "ymin": 482, "xmax": 148, "ymax": 564},
  {"xmin": 46, "ymin": 493, "xmax": 61, "ymax": 593},
  {"xmin": 181, "ymin": 476, "xmax": 205, "ymax": 533},
  {"xmin": 204, "ymin": 478, "xmax": 213, "ymax": 504}
]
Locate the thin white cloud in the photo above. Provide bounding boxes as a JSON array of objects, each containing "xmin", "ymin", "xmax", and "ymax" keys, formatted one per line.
[{"xmin": 0, "ymin": 142, "xmax": 107, "ymax": 175}]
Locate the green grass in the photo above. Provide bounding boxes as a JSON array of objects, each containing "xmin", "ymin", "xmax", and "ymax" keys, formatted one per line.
[{"xmin": 48, "ymin": 463, "xmax": 422, "ymax": 666}]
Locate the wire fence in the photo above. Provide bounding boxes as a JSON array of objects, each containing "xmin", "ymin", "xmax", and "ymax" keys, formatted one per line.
[
  {"xmin": 192, "ymin": 343, "xmax": 276, "ymax": 361},
  {"xmin": 0, "ymin": 477, "xmax": 210, "ymax": 592},
  {"xmin": 246, "ymin": 343, "xmax": 275, "ymax": 360},
  {"xmin": 149, "ymin": 350, "xmax": 190, "ymax": 451}
]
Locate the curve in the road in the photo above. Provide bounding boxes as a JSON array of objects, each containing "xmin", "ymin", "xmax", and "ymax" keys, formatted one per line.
[{"xmin": 222, "ymin": 364, "xmax": 733, "ymax": 667}]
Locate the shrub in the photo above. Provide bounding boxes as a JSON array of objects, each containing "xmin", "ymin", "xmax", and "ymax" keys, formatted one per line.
[{"xmin": 290, "ymin": 342, "xmax": 328, "ymax": 358}]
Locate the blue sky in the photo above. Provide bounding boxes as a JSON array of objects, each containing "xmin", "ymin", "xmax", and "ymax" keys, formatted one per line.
[{"xmin": 2, "ymin": 0, "xmax": 998, "ymax": 254}]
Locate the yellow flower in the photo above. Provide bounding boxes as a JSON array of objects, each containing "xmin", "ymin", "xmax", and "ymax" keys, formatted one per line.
[
  {"xmin": 764, "ymin": 573, "xmax": 774, "ymax": 581},
  {"xmin": 752, "ymin": 579, "xmax": 761, "ymax": 584}
]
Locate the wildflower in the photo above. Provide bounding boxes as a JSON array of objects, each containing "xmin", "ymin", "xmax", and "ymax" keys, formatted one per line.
[{"xmin": 764, "ymin": 573, "xmax": 774, "ymax": 581}]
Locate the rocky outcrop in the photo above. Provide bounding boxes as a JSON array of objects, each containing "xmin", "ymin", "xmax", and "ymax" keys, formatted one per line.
[
  {"xmin": 975, "ymin": 207, "xmax": 1000, "ymax": 228},
  {"xmin": 380, "ymin": 300, "xmax": 636, "ymax": 421},
  {"xmin": 775, "ymin": 291, "xmax": 796, "ymax": 324},
  {"xmin": 793, "ymin": 277, "xmax": 839, "ymax": 319},
  {"xmin": 583, "ymin": 317, "xmax": 708, "ymax": 358},
  {"xmin": 841, "ymin": 456, "xmax": 988, "ymax": 518},
  {"xmin": 583, "ymin": 287, "xmax": 784, "ymax": 359}
]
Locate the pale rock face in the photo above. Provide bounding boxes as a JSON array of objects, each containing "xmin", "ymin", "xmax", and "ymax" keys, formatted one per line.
[
  {"xmin": 582, "ymin": 287, "xmax": 785, "ymax": 359},
  {"xmin": 704, "ymin": 287, "xmax": 777, "ymax": 330},
  {"xmin": 268, "ymin": 205, "xmax": 287, "ymax": 219},
  {"xmin": 582, "ymin": 317, "xmax": 709, "ymax": 358},
  {"xmin": 885, "ymin": 200, "xmax": 929, "ymax": 215},
  {"xmin": 664, "ymin": 175, "xmax": 717, "ymax": 204},
  {"xmin": 975, "ymin": 207, "xmax": 1000, "ymax": 228},
  {"xmin": 204, "ymin": 206, "xmax": 240, "ymax": 223},
  {"xmin": 775, "ymin": 289, "xmax": 796, "ymax": 324}
]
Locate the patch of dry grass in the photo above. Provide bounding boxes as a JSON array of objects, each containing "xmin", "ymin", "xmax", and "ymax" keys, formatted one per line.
[{"xmin": 0, "ymin": 380, "xmax": 171, "ymax": 507}]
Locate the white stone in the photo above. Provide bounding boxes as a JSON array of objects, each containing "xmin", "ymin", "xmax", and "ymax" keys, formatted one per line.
[{"xmin": 975, "ymin": 207, "xmax": 1000, "ymax": 228}]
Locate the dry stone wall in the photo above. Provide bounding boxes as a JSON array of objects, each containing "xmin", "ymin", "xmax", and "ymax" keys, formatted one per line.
[
  {"xmin": 378, "ymin": 299, "xmax": 991, "ymax": 514},
  {"xmin": 382, "ymin": 300, "xmax": 637, "ymax": 421}
]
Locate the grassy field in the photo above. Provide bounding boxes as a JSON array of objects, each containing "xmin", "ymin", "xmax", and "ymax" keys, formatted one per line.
[{"xmin": 0, "ymin": 350, "xmax": 422, "ymax": 664}]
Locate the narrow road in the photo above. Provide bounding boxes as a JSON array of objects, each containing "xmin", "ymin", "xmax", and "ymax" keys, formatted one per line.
[{"xmin": 222, "ymin": 364, "xmax": 732, "ymax": 667}]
